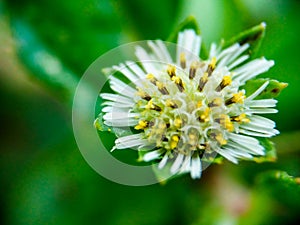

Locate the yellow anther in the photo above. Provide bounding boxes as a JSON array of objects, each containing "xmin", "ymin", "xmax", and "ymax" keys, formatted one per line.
[
  {"xmin": 174, "ymin": 118, "xmax": 182, "ymax": 128},
  {"xmin": 156, "ymin": 81, "xmax": 164, "ymax": 89},
  {"xmin": 134, "ymin": 120, "xmax": 148, "ymax": 130},
  {"xmin": 170, "ymin": 135, "xmax": 179, "ymax": 149},
  {"xmin": 167, "ymin": 65, "xmax": 176, "ymax": 77},
  {"xmin": 222, "ymin": 75, "xmax": 232, "ymax": 86},
  {"xmin": 146, "ymin": 73, "xmax": 155, "ymax": 80},
  {"xmin": 145, "ymin": 99, "xmax": 154, "ymax": 109},
  {"xmin": 180, "ymin": 53, "xmax": 186, "ymax": 62},
  {"xmin": 202, "ymin": 72, "xmax": 208, "ymax": 82},
  {"xmin": 180, "ymin": 53, "xmax": 186, "ymax": 68},
  {"xmin": 215, "ymin": 133, "xmax": 227, "ymax": 145},
  {"xmin": 220, "ymin": 115, "xmax": 234, "ymax": 132},
  {"xmin": 208, "ymin": 98, "xmax": 222, "ymax": 107},
  {"xmin": 232, "ymin": 113, "xmax": 250, "ymax": 123},
  {"xmin": 200, "ymin": 108, "xmax": 210, "ymax": 122},
  {"xmin": 197, "ymin": 100, "xmax": 202, "ymax": 108},
  {"xmin": 232, "ymin": 92, "xmax": 245, "ymax": 104},
  {"xmin": 171, "ymin": 76, "xmax": 181, "ymax": 84},
  {"xmin": 166, "ymin": 99, "xmax": 178, "ymax": 108},
  {"xmin": 210, "ymin": 57, "xmax": 217, "ymax": 69}
]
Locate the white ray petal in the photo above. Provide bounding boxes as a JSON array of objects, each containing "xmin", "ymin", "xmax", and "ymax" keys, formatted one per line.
[
  {"xmin": 158, "ymin": 153, "xmax": 169, "ymax": 169},
  {"xmin": 190, "ymin": 154, "xmax": 202, "ymax": 179},
  {"xmin": 228, "ymin": 55, "xmax": 249, "ymax": 70},
  {"xmin": 104, "ymin": 118, "xmax": 138, "ymax": 127},
  {"xmin": 156, "ymin": 40, "xmax": 173, "ymax": 63},
  {"xmin": 217, "ymin": 148, "xmax": 238, "ymax": 164},
  {"xmin": 246, "ymin": 108, "xmax": 278, "ymax": 114},
  {"xmin": 103, "ymin": 112, "xmax": 139, "ymax": 120},
  {"xmin": 170, "ymin": 153, "xmax": 184, "ymax": 174},
  {"xmin": 247, "ymin": 99, "xmax": 278, "ymax": 108},
  {"xmin": 125, "ymin": 61, "xmax": 146, "ymax": 79},
  {"xmin": 143, "ymin": 150, "xmax": 162, "ymax": 162},
  {"xmin": 239, "ymin": 128, "xmax": 277, "ymax": 137},
  {"xmin": 100, "ymin": 93, "xmax": 133, "ymax": 104},
  {"xmin": 109, "ymin": 76, "xmax": 136, "ymax": 97}
]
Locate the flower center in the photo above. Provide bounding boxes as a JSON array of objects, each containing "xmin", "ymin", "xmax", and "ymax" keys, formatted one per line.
[{"xmin": 133, "ymin": 56, "xmax": 249, "ymax": 155}]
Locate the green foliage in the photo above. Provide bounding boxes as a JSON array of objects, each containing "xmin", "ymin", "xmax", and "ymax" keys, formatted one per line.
[
  {"xmin": 243, "ymin": 78, "xmax": 288, "ymax": 99},
  {"xmin": 222, "ymin": 22, "xmax": 266, "ymax": 58},
  {"xmin": 253, "ymin": 138, "xmax": 277, "ymax": 163}
]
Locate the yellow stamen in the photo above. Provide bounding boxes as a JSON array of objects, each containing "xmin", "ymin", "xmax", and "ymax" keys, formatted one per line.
[
  {"xmin": 134, "ymin": 120, "xmax": 148, "ymax": 130},
  {"xmin": 165, "ymin": 99, "xmax": 178, "ymax": 108},
  {"xmin": 232, "ymin": 113, "xmax": 250, "ymax": 123},
  {"xmin": 146, "ymin": 73, "xmax": 155, "ymax": 80},
  {"xmin": 222, "ymin": 75, "xmax": 232, "ymax": 86},
  {"xmin": 174, "ymin": 118, "xmax": 182, "ymax": 128},
  {"xmin": 180, "ymin": 53, "xmax": 186, "ymax": 69},
  {"xmin": 170, "ymin": 135, "xmax": 179, "ymax": 149},
  {"xmin": 232, "ymin": 92, "xmax": 245, "ymax": 104},
  {"xmin": 196, "ymin": 100, "xmax": 202, "ymax": 108},
  {"xmin": 210, "ymin": 57, "xmax": 217, "ymax": 69},
  {"xmin": 171, "ymin": 76, "xmax": 181, "ymax": 84},
  {"xmin": 200, "ymin": 108, "xmax": 210, "ymax": 122},
  {"xmin": 167, "ymin": 65, "xmax": 176, "ymax": 77},
  {"xmin": 215, "ymin": 133, "xmax": 227, "ymax": 145},
  {"xmin": 208, "ymin": 98, "xmax": 222, "ymax": 107},
  {"xmin": 220, "ymin": 115, "xmax": 234, "ymax": 132}
]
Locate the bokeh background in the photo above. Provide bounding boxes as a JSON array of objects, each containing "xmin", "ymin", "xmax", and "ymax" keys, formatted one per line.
[{"xmin": 1, "ymin": 0, "xmax": 300, "ymax": 224}]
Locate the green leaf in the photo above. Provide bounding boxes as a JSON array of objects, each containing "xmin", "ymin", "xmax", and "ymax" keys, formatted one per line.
[
  {"xmin": 253, "ymin": 138, "xmax": 277, "ymax": 163},
  {"xmin": 222, "ymin": 22, "xmax": 266, "ymax": 57},
  {"xmin": 114, "ymin": 0, "xmax": 183, "ymax": 40},
  {"xmin": 5, "ymin": 0, "xmax": 123, "ymax": 75},
  {"xmin": 11, "ymin": 19, "xmax": 78, "ymax": 100},
  {"xmin": 94, "ymin": 113, "xmax": 112, "ymax": 132},
  {"xmin": 256, "ymin": 170, "xmax": 300, "ymax": 192},
  {"xmin": 243, "ymin": 78, "xmax": 288, "ymax": 99}
]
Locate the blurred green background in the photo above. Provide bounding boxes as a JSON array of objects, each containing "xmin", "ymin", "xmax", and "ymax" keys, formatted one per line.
[{"xmin": 1, "ymin": 0, "xmax": 300, "ymax": 224}]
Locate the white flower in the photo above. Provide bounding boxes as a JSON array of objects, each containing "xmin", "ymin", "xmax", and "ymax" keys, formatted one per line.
[{"xmin": 98, "ymin": 28, "xmax": 279, "ymax": 179}]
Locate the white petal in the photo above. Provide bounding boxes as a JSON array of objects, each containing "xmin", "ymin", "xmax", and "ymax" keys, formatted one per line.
[
  {"xmin": 233, "ymin": 58, "xmax": 274, "ymax": 84},
  {"xmin": 217, "ymin": 148, "xmax": 238, "ymax": 164},
  {"xmin": 103, "ymin": 112, "xmax": 139, "ymax": 120},
  {"xmin": 245, "ymin": 108, "xmax": 278, "ymax": 114},
  {"xmin": 176, "ymin": 29, "xmax": 201, "ymax": 65},
  {"xmin": 125, "ymin": 61, "xmax": 146, "ymax": 79},
  {"xmin": 102, "ymin": 106, "xmax": 129, "ymax": 113},
  {"xmin": 228, "ymin": 55, "xmax": 249, "ymax": 70},
  {"xmin": 158, "ymin": 153, "xmax": 169, "ymax": 169},
  {"xmin": 101, "ymin": 101, "xmax": 134, "ymax": 108},
  {"xmin": 109, "ymin": 76, "xmax": 136, "ymax": 97},
  {"xmin": 143, "ymin": 150, "xmax": 162, "ymax": 162},
  {"xmin": 227, "ymin": 141, "xmax": 264, "ymax": 156},
  {"xmin": 104, "ymin": 118, "xmax": 138, "ymax": 127},
  {"xmin": 222, "ymin": 146, "xmax": 253, "ymax": 159},
  {"xmin": 190, "ymin": 154, "xmax": 202, "ymax": 179},
  {"xmin": 180, "ymin": 152, "xmax": 191, "ymax": 173},
  {"xmin": 156, "ymin": 40, "xmax": 173, "ymax": 63},
  {"xmin": 135, "ymin": 46, "xmax": 159, "ymax": 74},
  {"xmin": 239, "ymin": 128, "xmax": 277, "ymax": 137},
  {"xmin": 170, "ymin": 153, "xmax": 184, "ymax": 174},
  {"xmin": 248, "ymin": 115, "xmax": 276, "ymax": 128},
  {"xmin": 227, "ymin": 132, "xmax": 260, "ymax": 145},
  {"xmin": 100, "ymin": 93, "xmax": 133, "ymax": 104},
  {"xmin": 247, "ymin": 99, "xmax": 277, "ymax": 108}
]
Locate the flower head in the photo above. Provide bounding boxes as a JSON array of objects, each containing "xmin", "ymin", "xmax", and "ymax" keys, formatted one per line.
[{"xmin": 97, "ymin": 28, "xmax": 279, "ymax": 179}]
